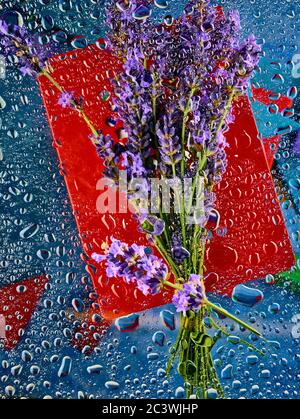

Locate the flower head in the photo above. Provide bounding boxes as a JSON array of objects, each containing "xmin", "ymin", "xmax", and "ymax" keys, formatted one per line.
[
  {"xmin": 293, "ymin": 130, "xmax": 300, "ymax": 156},
  {"xmin": 57, "ymin": 92, "xmax": 74, "ymax": 108},
  {"xmin": 172, "ymin": 274, "xmax": 205, "ymax": 316},
  {"xmin": 92, "ymin": 238, "xmax": 168, "ymax": 296},
  {"xmin": 104, "ymin": 0, "xmax": 261, "ymax": 265},
  {"xmin": 0, "ymin": 20, "xmax": 9, "ymax": 35},
  {"xmin": 122, "ymin": 151, "xmax": 147, "ymax": 177},
  {"xmin": 157, "ymin": 107, "xmax": 182, "ymax": 168},
  {"xmin": 20, "ymin": 65, "xmax": 35, "ymax": 77},
  {"xmin": 229, "ymin": 10, "xmax": 241, "ymax": 30},
  {"xmin": 0, "ymin": 20, "xmax": 49, "ymax": 75},
  {"xmin": 95, "ymin": 132, "xmax": 117, "ymax": 162}
]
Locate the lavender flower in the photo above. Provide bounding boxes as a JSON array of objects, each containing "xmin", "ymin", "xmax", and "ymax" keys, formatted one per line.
[
  {"xmin": 228, "ymin": 10, "xmax": 241, "ymax": 30},
  {"xmin": 95, "ymin": 133, "xmax": 115, "ymax": 160},
  {"xmin": 0, "ymin": 20, "xmax": 49, "ymax": 76},
  {"xmin": 58, "ymin": 92, "xmax": 74, "ymax": 108},
  {"xmin": 92, "ymin": 253, "xmax": 106, "ymax": 263},
  {"xmin": 104, "ymin": 0, "xmax": 263, "ymax": 398},
  {"xmin": 157, "ymin": 108, "xmax": 182, "ymax": 168},
  {"xmin": 293, "ymin": 130, "xmax": 300, "ymax": 156},
  {"xmin": 172, "ymin": 274, "xmax": 205, "ymax": 316},
  {"xmin": 234, "ymin": 34, "xmax": 261, "ymax": 91},
  {"xmin": 105, "ymin": 5, "xmax": 257, "ymax": 281},
  {"xmin": 92, "ymin": 238, "xmax": 168, "ymax": 296},
  {"xmin": 105, "ymin": 0, "xmax": 260, "ymax": 268},
  {"xmin": 0, "ymin": 20, "xmax": 9, "ymax": 35},
  {"xmin": 19, "ymin": 65, "xmax": 35, "ymax": 77},
  {"xmin": 121, "ymin": 151, "xmax": 147, "ymax": 177}
]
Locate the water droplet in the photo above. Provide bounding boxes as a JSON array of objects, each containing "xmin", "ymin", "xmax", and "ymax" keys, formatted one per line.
[
  {"xmin": 154, "ymin": 0, "xmax": 168, "ymax": 9},
  {"xmin": 41, "ymin": 15, "xmax": 54, "ymax": 31},
  {"xmin": 72, "ymin": 298, "xmax": 85, "ymax": 313},
  {"xmin": 87, "ymin": 364, "xmax": 103, "ymax": 374},
  {"xmin": 268, "ymin": 303, "xmax": 280, "ymax": 314},
  {"xmin": 287, "ymin": 86, "xmax": 297, "ymax": 100},
  {"xmin": 19, "ymin": 223, "xmax": 39, "ymax": 239},
  {"xmin": 58, "ymin": 356, "xmax": 72, "ymax": 378},
  {"xmin": 105, "ymin": 380, "xmax": 119, "ymax": 390},
  {"xmin": 232, "ymin": 284, "xmax": 264, "ymax": 307},
  {"xmin": 133, "ymin": 5, "xmax": 151, "ymax": 20},
  {"xmin": 221, "ymin": 364, "xmax": 234, "ymax": 379},
  {"xmin": 160, "ymin": 309, "xmax": 175, "ymax": 330},
  {"xmin": 115, "ymin": 313, "xmax": 139, "ymax": 332},
  {"xmin": 152, "ymin": 331, "xmax": 166, "ymax": 347},
  {"xmin": 0, "ymin": 97, "xmax": 6, "ymax": 110}
]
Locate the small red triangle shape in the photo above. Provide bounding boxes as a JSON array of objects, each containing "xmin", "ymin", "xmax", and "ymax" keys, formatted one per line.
[{"xmin": 0, "ymin": 275, "xmax": 48, "ymax": 350}]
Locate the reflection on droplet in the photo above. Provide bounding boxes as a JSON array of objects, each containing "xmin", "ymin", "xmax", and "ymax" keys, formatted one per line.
[{"xmin": 19, "ymin": 223, "xmax": 39, "ymax": 239}]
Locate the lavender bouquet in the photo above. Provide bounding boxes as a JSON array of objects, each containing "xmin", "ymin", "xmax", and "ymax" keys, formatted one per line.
[
  {"xmin": 0, "ymin": 0, "xmax": 263, "ymax": 399},
  {"xmin": 92, "ymin": 0, "xmax": 263, "ymax": 398}
]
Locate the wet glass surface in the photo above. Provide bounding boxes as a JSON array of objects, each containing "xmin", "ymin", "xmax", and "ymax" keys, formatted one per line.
[{"xmin": 0, "ymin": 0, "xmax": 299, "ymax": 399}]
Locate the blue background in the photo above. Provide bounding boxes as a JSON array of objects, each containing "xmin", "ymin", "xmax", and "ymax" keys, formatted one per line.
[{"xmin": 0, "ymin": 0, "xmax": 299, "ymax": 399}]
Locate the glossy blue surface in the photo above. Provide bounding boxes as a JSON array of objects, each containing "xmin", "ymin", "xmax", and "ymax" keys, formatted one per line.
[{"xmin": 0, "ymin": 0, "xmax": 299, "ymax": 399}]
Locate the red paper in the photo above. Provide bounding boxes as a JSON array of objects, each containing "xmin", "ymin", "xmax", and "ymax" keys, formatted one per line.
[{"xmin": 39, "ymin": 45, "xmax": 294, "ymax": 320}]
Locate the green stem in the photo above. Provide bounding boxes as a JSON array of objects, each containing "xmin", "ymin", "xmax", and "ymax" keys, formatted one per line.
[
  {"xmin": 162, "ymin": 279, "xmax": 182, "ymax": 291},
  {"xmin": 214, "ymin": 89, "xmax": 236, "ymax": 136},
  {"xmin": 181, "ymin": 88, "xmax": 196, "ymax": 177},
  {"xmin": 40, "ymin": 69, "xmax": 100, "ymax": 138},
  {"xmin": 40, "ymin": 69, "xmax": 63, "ymax": 92},
  {"xmin": 209, "ymin": 316, "xmax": 265, "ymax": 356},
  {"xmin": 206, "ymin": 300, "xmax": 262, "ymax": 337},
  {"xmin": 157, "ymin": 187, "xmax": 171, "ymax": 249},
  {"xmin": 166, "ymin": 314, "xmax": 186, "ymax": 375},
  {"xmin": 171, "ymin": 163, "xmax": 188, "ymax": 279},
  {"xmin": 171, "ymin": 163, "xmax": 181, "ymax": 212},
  {"xmin": 187, "ymin": 152, "xmax": 208, "ymax": 276},
  {"xmin": 155, "ymin": 237, "xmax": 180, "ymax": 279},
  {"xmin": 186, "ymin": 152, "xmax": 207, "ymax": 218},
  {"xmin": 179, "ymin": 88, "xmax": 196, "ymax": 256},
  {"xmin": 198, "ymin": 232, "xmax": 206, "ymax": 276},
  {"xmin": 191, "ymin": 227, "xmax": 201, "ymax": 273},
  {"xmin": 151, "ymin": 75, "xmax": 160, "ymax": 150},
  {"xmin": 162, "ymin": 280, "xmax": 262, "ymax": 337}
]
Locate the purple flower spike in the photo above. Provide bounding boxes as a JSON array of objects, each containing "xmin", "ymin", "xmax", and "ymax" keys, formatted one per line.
[
  {"xmin": 157, "ymin": 108, "xmax": 181, "ymax": 167},
  {"xmin": 0, "ymin": 21, "xmax": 50, "ymax": 74},
  {"xmin": 91, "ymin": 253, "xmax": 107, "ymax": 263},
  {"xmin": 0, "ymin": 20, "xmax": 9, "ymax": 35},
  {"xmin": 153, "ymin": 218, "xmax": 165, "ymax": 236},
  {"xmin": 57, "ymin": 92, "xmax": 74, "ymax": 108},
  {"xmin": 229, "ymin": 10, "xmax": 241, "ymax": 30},
  {"xmin": 95, "ymin": 132, "xmax": 116, "ymax": 161},
  {"xmin": 293, "ymin": 130, "xmax": 300, "ymax": 156},
  {"xmin": 92, "ymin": 237, "xmax": 168, "ymax": 296},
  {"xmin": 20, "ymin": 65, "xmax": 35, "ymax": 77},
  {"xmin": 172, "ymin": 274, "xmax": 205, "ymax": 316},
  {"xmin": 136, "ymin": 257, "xmax": 168, "ymax": 295},
  {"xmin": 141, "ymin": 70, "xmax": 154, "ymax": 88},
  {"xmin": 122, "ymin": 151, "xmax": 146, "ymax": 177}
]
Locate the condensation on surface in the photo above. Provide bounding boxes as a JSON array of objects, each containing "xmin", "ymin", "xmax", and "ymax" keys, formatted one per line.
[{"xmin": 0, "ymin": 0, "xmax": 299, "ymax": 399}]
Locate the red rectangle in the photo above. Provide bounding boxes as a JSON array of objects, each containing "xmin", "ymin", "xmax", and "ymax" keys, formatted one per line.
[{"xmin": 39, "ymin": 45, "xmax": 294, "ymax": 319}]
